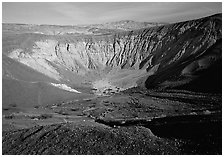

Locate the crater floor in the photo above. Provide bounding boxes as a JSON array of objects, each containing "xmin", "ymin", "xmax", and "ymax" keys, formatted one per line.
[{"xmin": 2, "ymin": 14, "xmax": 222, "ymax": 155}]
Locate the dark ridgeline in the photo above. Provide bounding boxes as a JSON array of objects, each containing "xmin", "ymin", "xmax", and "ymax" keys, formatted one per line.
[{"xmin": 2, "ymin": 13, "xmax": 222, "ymax": 155}]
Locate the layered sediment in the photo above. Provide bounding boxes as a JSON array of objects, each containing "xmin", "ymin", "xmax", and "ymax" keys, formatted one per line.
[{"xmin": 7, "ymin": 14, "xmax": 222, "ymax": 91}]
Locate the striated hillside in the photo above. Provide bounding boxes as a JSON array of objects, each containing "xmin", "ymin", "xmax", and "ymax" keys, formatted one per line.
[
  {"xmin": 2, "ymin": 14, "xmax": 222, "ymax": 155},
  {"xmin": 4, "ymin": 14, "xmax": 222, "ymax": 93}
]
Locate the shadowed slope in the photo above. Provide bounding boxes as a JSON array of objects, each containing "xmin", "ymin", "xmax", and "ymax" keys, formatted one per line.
[
  {"xmin": 2, "ymin": 14, "xmax": 222, "ymax": 155},
  {"xmin": 4, "ymin": 14, "xmax": 222, "ymax": 93},
  {"xmin": 145, "ymin": 39, "xmax": 222, "ymax": 93}
]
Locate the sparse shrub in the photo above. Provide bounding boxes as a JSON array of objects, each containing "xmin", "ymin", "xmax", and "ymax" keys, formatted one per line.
[
  {"xmin": 3, "ymin": 108, "xmax": 9, "ymax": 111},
  {"xmin": 40, "ymin": 113, "xmax": 53, "ymax": 119},
  {"xmin": 4, "ymin": 114, "xmax": 15, "ymax": 119},
  {"xmin": 107, "ymin": 108, "xmax": 114, "ymax": 112},
  {"xmin": 77, "ymin": 113, "xmax": 85, "ymax": 116},
  {"xmin": 70, "ymin": 108, "xmax": 79, "ymax": 111},
  {"xmin": 34, "ymin": 105, "xmax": 39, "ymax": 109},
  {"xmin": 104, "ymin": 103, "xmax": 110, "ymax": 106},
  {"xmin": 131, "ymin": 112, "xmax": 139, "ymax": 118},
  {"xmin": 56, "ymin": 110, "xmax": 70, "ymax": 115},
  {"xmin": 89, "ymin": 104, "xmax": 96, "ymax": 108},
  {"xmin": 84, "ymin": 99, "xmax": 91, "ymax": 102},
  {"xmin": 9, "ymin": 103, "xmax": 17, "ymax": 108}
]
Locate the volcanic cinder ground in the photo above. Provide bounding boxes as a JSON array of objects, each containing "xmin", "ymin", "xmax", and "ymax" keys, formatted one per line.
[{"xmin": 2, "ymin": 14, "xmax": 222, "ymax": 155}]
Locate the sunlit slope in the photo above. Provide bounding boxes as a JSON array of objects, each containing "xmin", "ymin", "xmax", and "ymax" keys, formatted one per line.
[{"xmin": 3, "ymin": 14, "xmax": 222, "ymax": 93}]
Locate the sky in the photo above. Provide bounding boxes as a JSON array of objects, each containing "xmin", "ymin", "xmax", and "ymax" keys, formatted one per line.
[{"xmin": 2, "ymin": 2, "xmax": 222, "ymax": 25}]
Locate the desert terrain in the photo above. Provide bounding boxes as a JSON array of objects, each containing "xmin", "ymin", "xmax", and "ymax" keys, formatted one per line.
[{"xmin": 2, "ymin": 13, "xmax": 222, "ymax": 154}]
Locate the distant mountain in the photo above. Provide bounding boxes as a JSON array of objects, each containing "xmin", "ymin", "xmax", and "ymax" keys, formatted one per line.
[
  {"xmin": 2, "ymin": 20, "xmax": 165, "ymax": 35},
  {"xmin": 92, "ymin": 20, "xmax": 165, "ymax": 31},
  {"xmin": 2, "ymin": 13, "xmax": 222, "ymax": 155}
]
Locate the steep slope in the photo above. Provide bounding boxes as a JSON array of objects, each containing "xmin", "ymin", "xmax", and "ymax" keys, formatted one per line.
[
  {"xmin": 5, "ymin": 14, "xmax": 222, "ymax": 93},
  {"xmin": 2, "ymin": 78, "xmax": 89, "ymax": 110},
  {"xmin": 2, "ymin": 54, "xmax": 92, "ymax": 110},
  {"xmin": 2, "ymin": 14, "xmax": 222, "ymax": 155},
  {"xmin": 145, "ymin": 39, "xmax": 222, "ymax": 92},
  {"xmin": 3, "ymin": 54, "xmax": 57, "ymax": 83}
]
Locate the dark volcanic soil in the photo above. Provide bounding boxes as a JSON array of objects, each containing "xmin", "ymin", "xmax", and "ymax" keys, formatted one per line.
[
  {"xmin": 2, "ymin": 117, "xmax": 221, "ymax": 155},
  {"xmin": 2, "ymin": 14, "xmax": 222, "ymax": 155},
  {"xmin": 3, "ymin": 122, "xmax": 180, "ymax": 155},
  {"xmin": 2, "ymin": 89, "xmax": 222, "ymax": 155}
]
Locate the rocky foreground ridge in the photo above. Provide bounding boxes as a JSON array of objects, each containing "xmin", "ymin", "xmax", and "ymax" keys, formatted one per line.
[{"xmin": 5, "ymin": 14, "xmax": 222, "ymax": 91}]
